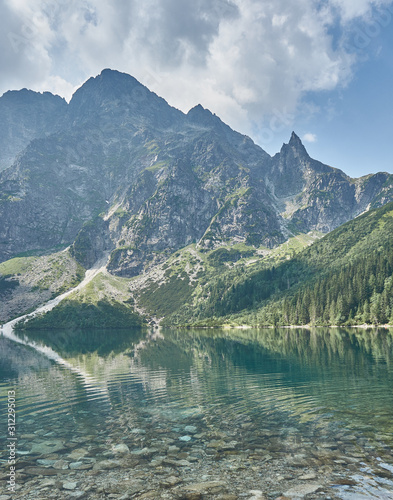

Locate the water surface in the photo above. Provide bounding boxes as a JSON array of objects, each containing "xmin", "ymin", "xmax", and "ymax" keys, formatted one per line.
[{"xmin": 1, "ymin": 327, "xmax": 393, "ymax": 499}]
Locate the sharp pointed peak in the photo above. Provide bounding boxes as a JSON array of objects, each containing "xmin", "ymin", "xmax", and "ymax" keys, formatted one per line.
[
  {"xmin": 278, "ymin": 131, "xmax": 308, "ymax": 157},
  {"xmin": 277, "ymin": 132, "xmax": 309, "ymax": 160},
  {"xmin": 289, "ymin": 131, "xmax": 302, "ymax": 145}
]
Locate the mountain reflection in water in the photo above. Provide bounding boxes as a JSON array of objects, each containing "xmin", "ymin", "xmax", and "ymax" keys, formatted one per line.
[{"xmin": 0, "ymin": 327, "xmax": 392, "ymax": 499}]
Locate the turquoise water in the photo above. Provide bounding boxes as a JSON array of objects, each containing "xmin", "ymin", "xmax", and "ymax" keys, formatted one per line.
[{"xmin": 1, "ymin": 327, "xmax": 393, "ymax": 499}]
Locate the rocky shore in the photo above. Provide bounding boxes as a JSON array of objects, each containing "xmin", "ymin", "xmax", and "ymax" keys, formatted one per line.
[{"xmin": 2, "ymin": 406, "xmax": 393, "ymax": 500}]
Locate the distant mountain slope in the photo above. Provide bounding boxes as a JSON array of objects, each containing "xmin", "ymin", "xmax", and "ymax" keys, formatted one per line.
[
  {"xmin": 18, "ymin": 200, "xmax": 393, "ymax": 329},
  {"xmin": 0, "ymin": 89, "xmax": 67, "ymax": 171},
  {"xmin": 175, "ymin": 200, "xmax": 393, "ymax": 326},
  {"xmin": 266, "ymin": 132, "xmax": 393, "ymax": 234},
  {"xmin": 0, "ymin": 249, "xmax": 84, "ymax": 323}
]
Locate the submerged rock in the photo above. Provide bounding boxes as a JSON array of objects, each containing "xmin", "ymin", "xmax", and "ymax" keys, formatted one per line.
[
  {"xmin": 30, "ymin": 439, "xmax": 65, "ymax": 455},
  {"xmin": 62, "ymin": 481, "xmax": 78, "ymax": 490},
  {"xmin": 112, "ymin": 443, "xmax": 130, "ymax": 454},
  {"xmin": 283, "ymin": 483, "xmax": 323, "ymax": 498},
  {"xmin": 92, "ymin": 459, "xmax": 122, "ymax": 470},
  {"xmin": 184, "ymin": 425, "xmax": 198, "ymax": 434},
  {"xmin": 183, "ymin": 480, "xmax": 227, "ymax": 494}
]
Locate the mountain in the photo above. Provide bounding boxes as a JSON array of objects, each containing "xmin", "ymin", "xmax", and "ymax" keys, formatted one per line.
[
  {"xmin": 1, "ymin": 69, "xmax": 393, "ymax": 326},
  {"xmin": 266, "ymin": 132, "xmax": 393, "ymax": 233},
  {"xmin": 14, "ymin": 200, "xmax": 393, "ymax": 329},
  {"xmin": 172, "ymin": 199, "xmax": 393, "ymax": 327},
  {"xmin": 0, "ymin": 69, "xmax": 282, "ymax": 267},
  {"xmin": 0, "ymin": 88, "xmax": 67, "ymax": 172}
]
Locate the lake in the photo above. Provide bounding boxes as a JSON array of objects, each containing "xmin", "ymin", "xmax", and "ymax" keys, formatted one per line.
[{"xmin": 1, "ymin": 327, "xmax": 393, "ymax": 499}]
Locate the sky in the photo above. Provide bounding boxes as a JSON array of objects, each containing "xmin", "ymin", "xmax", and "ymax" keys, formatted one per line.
[{"xmin": 1, "ymin": 0, "xmax": 392, "ymax": 177}]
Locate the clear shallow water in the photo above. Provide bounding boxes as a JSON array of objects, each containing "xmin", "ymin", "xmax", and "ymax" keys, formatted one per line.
[{"xmin": 1, "ymin": 327, "xmax": 393, "ymax": 499}]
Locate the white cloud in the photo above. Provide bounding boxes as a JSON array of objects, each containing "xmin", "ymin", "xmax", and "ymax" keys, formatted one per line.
[
  {"xmin": 303, "ymin": 133, "xmax": 318, "ymax": 143},
  {"xmin": 0, "ymin": 0, "xmax": 392, "ymax": 135},
  {"xmin": 330, "ymin": 0, "xmax": 392, "ymax": 21}
]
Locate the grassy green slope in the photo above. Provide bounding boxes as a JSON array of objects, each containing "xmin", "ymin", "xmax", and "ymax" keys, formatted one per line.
[
  {"xmin": 130, "ymin": 233, "xmax": 321, "ymax": 324},
  {"xmin": 11, "ymin": 202, "xmax": 393, "ymax": 330},
  {"xmin": 0, "ymin": 250, "xmax": 85, "ymax": 323},
  {"xmin": 15, "ymin": 271, "xmax": 145, "ymax": 330},
  {"xmin": 168, "ymin": 201, "xmax": 393, "ymax": 327}
]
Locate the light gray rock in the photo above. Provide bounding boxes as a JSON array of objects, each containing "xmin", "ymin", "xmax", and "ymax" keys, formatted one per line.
[
  {"xmin": 112, "ymin": 443, "xmax": 130, "ymax": 454},
  {"xmin": 53, "ymin": 459, "xmax": 69, "ymax": 470},
  {"xmin": 67, "ymin": 491, "xmax": 86, "ymax": 499},
  {"xmin": 68, "ymin": 448, "xmax": 89, "ymax": 460},
  {"xmin": 62, "ymin": 481, "xmax": 78, "ymax": 490},
  {"xmin": 283, "ymin": 483, "xmax": 323, "ymax": 498},
  {"xmin": 298, "ymin": 472, "xmax": 317, "ymax": 480},
  {"xmin": 184, "ymin": 425, "xmax": 198, "ymax": 434},
  {"xmin": 30, "ymin": 439, "xmax": 65, "ymax": 455},
  {"xmin": 247, "ymin": 490, "xmax": 266, "ymax": 500},
  {"xmin": 36, "ymin": 459, "xmax": 56, "ymax": 467},
  {"xmin": 92, "ymin": 459, "xmax": 122, "ymax": 470},
  {"xmin": 184, "ymin": 481, "xmax": 227, "ymax": 493}
]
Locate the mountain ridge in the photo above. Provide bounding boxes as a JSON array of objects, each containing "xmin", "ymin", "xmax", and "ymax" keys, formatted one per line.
[
  {"xmin": 174, "ymin": 199, "xmax": 393, "ymax": 327},
  {"xmin": 0, "ymin": 68, "xmax": 393, "ymax": 326}
]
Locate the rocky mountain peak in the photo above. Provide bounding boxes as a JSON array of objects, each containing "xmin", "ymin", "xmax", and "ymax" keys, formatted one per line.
[
  {"xmin": 186, "ymin": 103, "xmax": 255, "ymax": 152},
  {"xmin": 1, "ymin": 88, "xmax": 66, "ymax": 105},
  {"xmin": 288, "ymin": 131, "xmax": 303, "ymax": 145},
  {"xmin": 68, "ymin": 68, "xmax": 183, "ymax": 130},
  {"xmin": 69, "ymin": 68, "xmax": 142, "ymax": 111},
  {"xmin": 280, "ymin": 131, "xmax": 309, "ymax": 158},
  {"xmin": 267, "ymin": 133, "xmax": 313, "ymax": 198},
  {"xmin": 1, "ymin": 69, "xmax": 393, "ymax": 271},
  {"xmin": 0, "ymin": 88, "xmax": 68, "ymax": 171},
  {"xmin": 187, "ymin": 103, "xmax": 222, "ymax": 128},
  {"xmin": 188, "ymin": 103, "xmax": 204, "ymax": 113},
  {"xmin": 73, "ymin": 68, "xmax": 142, "ymax": 96}
]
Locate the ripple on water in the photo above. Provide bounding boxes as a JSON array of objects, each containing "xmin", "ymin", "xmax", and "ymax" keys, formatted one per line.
[{"xmin": 1, "ymin": 327, "xmax": 393, "ymax": 499}]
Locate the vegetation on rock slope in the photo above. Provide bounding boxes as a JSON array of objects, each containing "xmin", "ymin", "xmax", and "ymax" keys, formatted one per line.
[
  {"xmin": 168, "ymin": 201, "xmax": 393, "ymax": 327},
  {"xmin": 0, "ymin": 249, "xmax": 85, "ymax": 323},
  {"xmin": 15, "ymin": 271, "xmax": 145, "ymax": 330},
  {"xmin": 6, "ymin": 201, "xmax": 393, "ymax": 330},
  {"xmin": 2, "ymin": 70, "xmax": 393, "ymax": 329}
]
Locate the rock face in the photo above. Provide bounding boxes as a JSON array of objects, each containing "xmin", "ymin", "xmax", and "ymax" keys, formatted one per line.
[
  {"xmin": 267, "ymin": 132, "xmax": 393, "ymax": 233},
  {"xmin": 0, "ymin": 88, "xmax": 67, "ymax": 171},
  {"xmin": 1, "ymin": 69, "xmax": 393, "ymax": 275}
]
